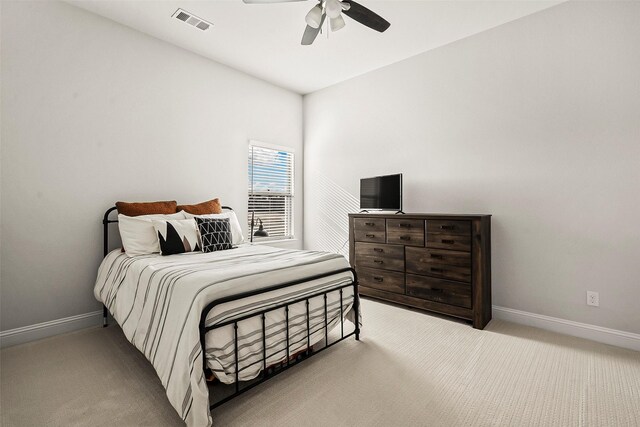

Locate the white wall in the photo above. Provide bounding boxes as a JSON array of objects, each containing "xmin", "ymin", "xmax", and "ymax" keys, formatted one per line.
[
  {"xmin": 304, "ymin": 1, "xmax": 640, "ymax": 334},
  {"xmin": 0, "ymin": 0, "xmax": 303, "ymax": 332}
]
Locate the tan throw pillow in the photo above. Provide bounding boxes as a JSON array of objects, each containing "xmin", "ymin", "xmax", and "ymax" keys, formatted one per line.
[
  {"xmin": 177, "ymin": 198, "xmax": 222, "ymax": 215},
  {"xmin": 115, "ymin": 200, "xmax": 178, "ymax": 217}
]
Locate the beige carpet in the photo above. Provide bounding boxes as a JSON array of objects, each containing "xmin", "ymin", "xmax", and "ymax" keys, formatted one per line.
[{"xmin": 2, "ymin": 298, "xmax": 639, "ymax": 426}]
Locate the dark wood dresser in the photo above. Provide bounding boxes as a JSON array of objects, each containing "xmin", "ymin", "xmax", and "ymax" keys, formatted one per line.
[{"xmin": 349, "ymin": 213, "xmax": 491, "ymax": 329}]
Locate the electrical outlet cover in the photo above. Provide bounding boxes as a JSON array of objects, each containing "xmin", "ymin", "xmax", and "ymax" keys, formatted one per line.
[{"xmin": 587, "ymin": 291, "xmax": 599, "ymax": 307}]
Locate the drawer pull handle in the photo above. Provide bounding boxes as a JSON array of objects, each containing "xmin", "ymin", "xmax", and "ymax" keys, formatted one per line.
[
  {"xmin": 366, "ymin": 234, "xmax": 375, "ymax": 238},
  {"xmin": 430, "ymin": 254, "xmax": 443, "ymax": 259},
  {"xmin": 365, "ymin": 222, "xmax": 375, "ymax": 226},
  {"xmin": 440, "ymin": 225, "xmax": 455, "ymax": 230},
  {"xmin": 373, "ymin": 248, "xmax": 384, "ymax": 252},
  {"xmin": 400, "ymin": 236, "xmax": 411, "ymax": 241},
  {"xmin": 430, "ymin": 288, "xmax": 444, "ymax": 293},
  {"xmin": 373, "ymin": 276, "xmax": 383, "ymax": 282},
  {"xmin": 431, "ymin": 267, "xmax": 444, "ymax": 273},
  {"xmin": 399, "ymin": 223, "xmax": 411, "ymax": 228},
  {"xmin": 374, "ymin": 260, "xmax": 384, "ymax": 264},
  {"xmin": 442, "ymin": 239, "xmax": 454, "ymax": 244}
]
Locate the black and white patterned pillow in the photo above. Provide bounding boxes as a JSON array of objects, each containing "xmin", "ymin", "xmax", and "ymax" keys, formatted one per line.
[
  {"xmin": 195, "ymin": 217, "xmax": 233, "ymax": 252},
  {"xmin": 152, "ymin": 219, "xmax": 201, "ymax": 255}
]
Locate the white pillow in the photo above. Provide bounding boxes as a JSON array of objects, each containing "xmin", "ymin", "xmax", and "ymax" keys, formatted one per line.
[
  {"xmin": 181, "ymin": 210, "xmax": 244, "ymax": 245},
  {"xmin": 118, "ymin": 212, "xmax": 185, "ymax": 256}
]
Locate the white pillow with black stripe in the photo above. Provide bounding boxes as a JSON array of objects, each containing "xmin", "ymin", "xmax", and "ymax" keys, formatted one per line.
[
  {"xmin": 118, "ymin": 212, "xmax": 186, "ymax": 257},
  {"xmin": 195, "ymin": 217, "xmax": 233, "ymax": 252},
  {"xmin": 152, "ymin": 219, "xmax": 200, "ymax": 255}
]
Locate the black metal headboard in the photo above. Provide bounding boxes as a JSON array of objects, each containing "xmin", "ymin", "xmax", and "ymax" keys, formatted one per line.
[{"xmin": 102, "ymin": 206, "xmax": 234, "ymax": 257}]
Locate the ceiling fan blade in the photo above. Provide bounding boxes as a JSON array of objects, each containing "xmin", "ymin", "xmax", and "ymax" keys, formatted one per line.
[
  {"xmin": 342, "ymin": 0, "xmax": 390, "ymax": 32},
  {"xmin": 301, "ymin": 13, "xmax": 326, "ymax": 45},
  {"xmin": 243, "ymin": 0, "xmax": 307, "ymax": 3}
]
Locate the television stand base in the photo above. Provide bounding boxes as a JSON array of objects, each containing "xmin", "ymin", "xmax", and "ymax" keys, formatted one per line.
[{"xmin": 358, "ymin": 209, "xmax": 405, "ymax": 214}]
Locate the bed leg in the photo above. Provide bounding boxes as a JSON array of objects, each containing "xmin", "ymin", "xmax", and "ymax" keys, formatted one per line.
[
  {"xmin": 353, "ymin": 283, "xmax": 360, "ymax": 341},
  {"xmin": 102, "ymin": 305, "xmax": 108, "ymax": 327}
]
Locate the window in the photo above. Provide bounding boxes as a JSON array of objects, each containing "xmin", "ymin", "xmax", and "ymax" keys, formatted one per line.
[{"xmin": 248, "ymin": 143, "xmax": 294, "ymax": 241}]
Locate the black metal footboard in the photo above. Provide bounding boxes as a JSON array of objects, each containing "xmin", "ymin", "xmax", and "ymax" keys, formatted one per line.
[{"xmin": 199, "ymin": 268, "xmax": 360, "ymax": 410}]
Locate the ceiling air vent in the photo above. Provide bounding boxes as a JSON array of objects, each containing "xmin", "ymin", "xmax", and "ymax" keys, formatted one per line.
[{"xmin": 172, "ymin": 8, "xmax": 212, "ymax": 31}]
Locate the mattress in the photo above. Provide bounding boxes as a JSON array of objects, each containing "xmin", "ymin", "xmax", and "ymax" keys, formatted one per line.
[{"xmin": 94, "ymin": 244, "xmax": 357, "ymax": 427}]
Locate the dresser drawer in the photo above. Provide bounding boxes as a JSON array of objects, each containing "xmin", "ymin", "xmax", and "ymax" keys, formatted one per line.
[
  {"xmin": 407, "ymin": 246, "xmax": 471, "ymax": 282},
  {"xmin": 355, "ymin": 242, "xmax": 404, "ymax": 272},
  {"xmin": 406, "ymin": 274, "xmax": 471, "ymax": 308},
  {"xmin": 427, "ymin": 220, "xmax": 471, "ymax": 236},
  {"xmin": 386, "ymin": 219, "xmax": 425, "ymax": 246},
  {"xmin": 407, "ymin": 263, "xmax": 471, "ymax": 283},
  {"xmin": 357, "ymin": 267, "xmax": 405, "ymax": 294},
  {"xmin": 406, "ymin": 247, "xmax": 470, "ymax": 268},
  {"xmin": 354, "ymin": 218, "xmax": 386, "ymax": 243},
  {"xmin": 426, "ymin": 233, "xmax": 471, "ymax": 252}
]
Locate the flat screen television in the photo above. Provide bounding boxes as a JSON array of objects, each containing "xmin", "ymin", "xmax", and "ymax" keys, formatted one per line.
[{"xmin": 360, "ymin": 173, "xmax": 403, "ymax": 211}]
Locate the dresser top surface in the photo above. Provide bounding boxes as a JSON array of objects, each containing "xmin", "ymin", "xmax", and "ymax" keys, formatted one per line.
[{"xmin": 349, "ymin": 212, "xmax": 491, "ymax": 220}]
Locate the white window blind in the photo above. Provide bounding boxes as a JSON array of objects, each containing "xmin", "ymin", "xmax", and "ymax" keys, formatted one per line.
[{"xmin": 248, "ymin": 144, "xmax": 294, "ymax": 240}]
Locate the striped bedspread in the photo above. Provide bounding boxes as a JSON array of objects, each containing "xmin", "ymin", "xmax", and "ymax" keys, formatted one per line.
[{"xmin": 94, "ymin": 244, "xmax": 356, "ymax": 427}]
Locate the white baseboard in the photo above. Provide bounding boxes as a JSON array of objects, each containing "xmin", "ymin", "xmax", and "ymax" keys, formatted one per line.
[
  {"xmin": 2, "ymin": 306, "xmax": 638, "ymax": 352},
  {"xmin": 492, "ymin": 305, "xmax": 640, "ymax": 352},
  {"xmin": 0, "ymin": 310, "xmax": 103, "ymax": 349}
]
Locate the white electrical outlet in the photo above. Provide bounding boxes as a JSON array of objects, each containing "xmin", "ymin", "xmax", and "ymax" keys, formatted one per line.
[{"xmin": 587, "ymin": 291, "xmax": 599, "ymax": 307}]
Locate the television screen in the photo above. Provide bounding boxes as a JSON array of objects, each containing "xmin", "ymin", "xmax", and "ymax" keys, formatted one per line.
[{"xmin": 360, "ymin": 174, "xmax": 402, "ymax": 211}]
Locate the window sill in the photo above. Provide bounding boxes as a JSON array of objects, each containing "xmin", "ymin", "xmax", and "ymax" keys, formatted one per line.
[{"xmin": 250, "ymin": 238, "xmax": 298, "ymax": 245}]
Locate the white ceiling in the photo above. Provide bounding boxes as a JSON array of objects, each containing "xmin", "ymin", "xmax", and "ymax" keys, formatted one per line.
[{"xmin": 68, "ymin": 0, "xmax": 562, "ymax": 94}]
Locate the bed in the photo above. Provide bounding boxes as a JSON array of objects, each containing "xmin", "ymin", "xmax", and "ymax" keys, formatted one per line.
[{"xmin": 96, "ymin": 206, "xmax": 360, "ymax": 426}]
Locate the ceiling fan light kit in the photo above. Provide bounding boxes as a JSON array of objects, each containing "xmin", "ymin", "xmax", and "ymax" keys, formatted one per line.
[
  {"xmin": 305, "ymin": 4, "xmax": 324, "ymax": 28},
  {"xmin": 330, "ymin": 14, "xmax": 346, "ymax": 32},
  {"xmin": 243, "ymin": 0, "xmax": 390, "ymax": 45},
  {"xmin": 325, "ymin": 0, "xmax": 343, "ymax": 18}
]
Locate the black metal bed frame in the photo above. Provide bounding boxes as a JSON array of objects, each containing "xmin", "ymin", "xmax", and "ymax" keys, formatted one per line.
[{"xmin": 102, "ymin": 206, "xmax": 360, "ymax": 410}]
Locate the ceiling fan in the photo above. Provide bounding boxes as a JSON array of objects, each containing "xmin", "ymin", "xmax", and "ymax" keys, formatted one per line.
[{"xmin": 242, "ymin": 0, "xmax": 391, "ymax": 45}]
